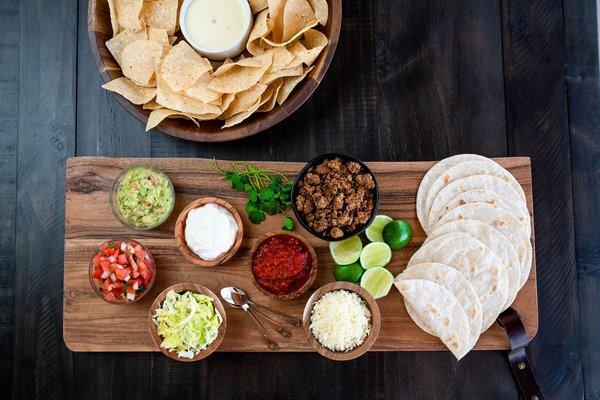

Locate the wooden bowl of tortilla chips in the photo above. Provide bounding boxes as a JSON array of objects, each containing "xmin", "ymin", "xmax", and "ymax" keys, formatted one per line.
[{"xmin": 88, "ymin": 0, "xmax": 341, "ymax": 142}]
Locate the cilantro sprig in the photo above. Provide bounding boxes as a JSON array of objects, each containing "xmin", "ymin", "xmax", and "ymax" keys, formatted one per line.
[{"xmin": 210, "ymin": 160, "xmax": 295, "ymax": 228}]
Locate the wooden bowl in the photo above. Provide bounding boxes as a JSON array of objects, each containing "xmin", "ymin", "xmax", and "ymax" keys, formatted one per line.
[
  {"xmin": 303, "ymin": 282, "xmax": 381, "ymax": 361},
  {"xmin": 148, "ymin": 283, "xmax": 227, "ymax": 362},
  {"xmin": 249, "ymin": 231, "xmax": 317, "ymax": 300},
  {"xmin": 87, "ymin": 0, "xmax": 342, "ymax": 142},
  {"xmin": 175, "ymin": 197, "xmax": 244, "ymax": 267}
]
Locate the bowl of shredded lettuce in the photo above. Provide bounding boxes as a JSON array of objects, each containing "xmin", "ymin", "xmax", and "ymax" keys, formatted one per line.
[{"xmin": 149, "ymin": 283, "xmax": 226, "ymax": 361}]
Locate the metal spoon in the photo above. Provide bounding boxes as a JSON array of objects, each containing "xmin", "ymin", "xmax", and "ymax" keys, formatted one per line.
[{"xmin": 220, "ymin": 287, "xmax": 279, "ymax": 350}]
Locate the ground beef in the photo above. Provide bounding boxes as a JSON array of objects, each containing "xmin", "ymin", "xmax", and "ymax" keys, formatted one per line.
[{"xmin": 295, "ymin": 157, "xmax": 376, "ymax": 238}]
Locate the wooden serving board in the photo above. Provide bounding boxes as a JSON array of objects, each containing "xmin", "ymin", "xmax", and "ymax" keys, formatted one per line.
[{"xmin": 63, "ymin": 157, "xmax": 538, "ymax": 352}]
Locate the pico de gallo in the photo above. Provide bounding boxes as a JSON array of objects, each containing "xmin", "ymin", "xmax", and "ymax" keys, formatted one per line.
[{"xmin": 90, "ymin": 239, "xmax": 155, "ymax": 303}]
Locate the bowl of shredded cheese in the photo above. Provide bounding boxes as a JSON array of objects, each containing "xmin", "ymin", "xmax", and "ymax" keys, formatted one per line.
[{"xmin": 303, "ymin": 282, "xmax": 381, "ymax": 361}]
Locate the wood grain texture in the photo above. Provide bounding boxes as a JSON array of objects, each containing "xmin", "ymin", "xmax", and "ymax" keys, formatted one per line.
[
  {"xmin": 563, "ymin": 0, "xmax": 600, "ymax": 398},
  {"xmin": 87, "ymin": 0, "xmax": 342, "ymax": 142},
  {"xmin": 174, "ymin": 197, "xmax": 244, "ymax": 267},
  {"xmin": 64, "ymin": 156, "xmax": 538, "ymax": 352},
  {"xmin": 302, "ymin": 281, "xmax": 381, "ymax": 361},
  {"xmin": 12, "ymin": 0, "xmax": 77, "ymax": 398},
  {"xmin": 0, "ymin": 0, "xmax": 19, "ymax": 397},
  {"xmin": 501, "ymin": 0, "xmax": 584, "ymax": 398}
]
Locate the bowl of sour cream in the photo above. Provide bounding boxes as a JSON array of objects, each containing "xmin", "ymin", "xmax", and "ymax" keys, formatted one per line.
[
  {"xmin": 179, "ymin": 0, "xmax": 253, "ymax": 61},
  {"xmin": 175, "ymin": 197, "xmax": 244, "ymax": 267}
]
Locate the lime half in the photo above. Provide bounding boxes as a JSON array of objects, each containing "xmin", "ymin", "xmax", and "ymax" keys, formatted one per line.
[
  {"xmin": 359, "ymin": 242, "xmax": 392, "ymax": 269},
  {"xmin": 360, "ymin": 267, "xmax": 394, "ymax": 299},
  {"xmin": 365, "ymin": 215, "xmax": 393, "ymax": 243},
  {"xmin": 334, "ymin": 262, "xmax": 365, "ymax": 283},
  {"xmin": 329, "ymin": 236, "xmax": 362, "ymax": 265}
]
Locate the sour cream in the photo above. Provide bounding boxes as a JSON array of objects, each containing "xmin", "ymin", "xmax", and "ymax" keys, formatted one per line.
[
  {"xmin": 180, "ymin": 0, "xmax": 253, "ymax": 60},
  {"xmin": 184, "ymin": 203, "xmax": 238, "ymax": 261}
]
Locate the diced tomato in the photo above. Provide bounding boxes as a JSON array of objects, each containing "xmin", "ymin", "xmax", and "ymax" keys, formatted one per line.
[
  {"xmin": 138, "ymin": 260, "xmax": 147, "ymax": 272},
  {"xmin": 106, "ymin": 292, "xmax": 116, "ymax": 301},
  {"xmin": 115, "ymin": 268, "xmax": 130, "ymax": 280},
  {"xmin": 92, "ymin": 254, "xmax": 101, "ymax": 267},
  {"xmin": 92, "ymin": 268, "xmax": 102, "ymax": 280},
  {"xmin": 132, "ymin": 270, "xmax": 140, "ymax": 278},
  {"xmin": 117, "ymin": 254, "xmax": 128, "ymax": 265},
  {"xmin": 112, "ymin": 288, "xmax": 122, "ymax": 298},
  {"xmin": 134, "ymin": 245, "xmax": 145, "ymax": 260},
  {"xmin": 113, "ymin": 281, "xmax": 122, "ymax": 289},
  {"xmin": 140, "ymin": 268, "xmax": 149, "ymax": 281}
]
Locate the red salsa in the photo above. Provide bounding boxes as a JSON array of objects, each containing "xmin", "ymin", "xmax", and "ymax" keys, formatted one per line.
[
  {"xmin": 90, "ymin": 239, "xmax": 155, "ymax": 303},
  {"xmin": 251, "ymin": 234, "xmax": 313, "ymax": 295}
]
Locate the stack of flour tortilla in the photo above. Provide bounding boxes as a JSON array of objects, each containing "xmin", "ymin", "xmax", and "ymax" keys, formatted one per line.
[{"xmin": 394, "ymin": 154, "xmax": 532, "ymax": 360}]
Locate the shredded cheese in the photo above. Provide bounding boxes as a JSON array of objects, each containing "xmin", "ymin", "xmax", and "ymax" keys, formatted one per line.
[{"xmin": 309, "ymin": 290, "xmax": 372, "ymax": 352}]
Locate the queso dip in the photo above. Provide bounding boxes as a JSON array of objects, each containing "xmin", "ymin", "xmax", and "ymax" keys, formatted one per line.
[{"xmin": 184, "ymin": 0, "xmax": 250, "ymax": 52}]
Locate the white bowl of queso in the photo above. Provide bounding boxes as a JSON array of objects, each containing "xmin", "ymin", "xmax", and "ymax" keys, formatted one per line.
[{"xmin": 179, "ymin": 0, "xmax": 253, "ymax": 61}]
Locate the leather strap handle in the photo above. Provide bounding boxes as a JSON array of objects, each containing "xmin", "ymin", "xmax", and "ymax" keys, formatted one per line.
[{"xmin": 497, "ymin": 308, "xmax": 544, "ymax": 400}]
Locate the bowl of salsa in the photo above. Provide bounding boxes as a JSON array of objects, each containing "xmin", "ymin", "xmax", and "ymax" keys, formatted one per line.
[
  {"xmin": 89, "ymin": 239, "xmax": 156, "ymax": 304},
  {"xmin": 110, "ymin": 165, "xmax": 175, "ymax": 230},
  {"xmin": 250, "ymin": 231, "xmax": 317, "ymax": 300}
]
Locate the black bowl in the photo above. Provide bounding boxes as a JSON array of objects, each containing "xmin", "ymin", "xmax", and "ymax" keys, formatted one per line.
[{"xmin": 291, "ymin": 153, "xmax": 380, "ymax": 242}]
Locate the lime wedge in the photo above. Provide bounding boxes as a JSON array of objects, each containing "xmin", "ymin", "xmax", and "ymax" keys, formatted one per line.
[
  {"xmin": 365, "ymin": 215, "xmax": 393, "ymax": 242},
  {"xmin": 360, "ymin": 267, "xmax": 394, "ymax": 299},
  {"xmin": 359, "ymin": 242, "xmax": 392, "ymax": 269},
  {"xmin": 334, "ymin": 262, "xmax": 365, "ymax": 283},
  {"xmin": 383, "ymin": 220, "xmax": 413, "ymax": 250},
  {"xmin": 329, "ymin": 236, "xmax": 362, "ymax": 265}
]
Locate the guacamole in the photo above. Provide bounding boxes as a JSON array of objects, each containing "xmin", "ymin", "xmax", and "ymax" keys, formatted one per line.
[{"xmin": 114, "ymin": 166, "xmax": 174, "ymax": 228}]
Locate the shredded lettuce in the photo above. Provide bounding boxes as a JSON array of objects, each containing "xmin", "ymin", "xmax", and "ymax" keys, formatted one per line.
[{"xmin": 152, "ymin": 290, "xmax": 222, "ymax": 358}]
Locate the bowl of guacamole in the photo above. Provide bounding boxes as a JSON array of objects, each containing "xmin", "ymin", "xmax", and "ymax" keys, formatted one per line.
[{"xmin": 110, "ymin": 165, "xmax": 175, "ymax": 230}]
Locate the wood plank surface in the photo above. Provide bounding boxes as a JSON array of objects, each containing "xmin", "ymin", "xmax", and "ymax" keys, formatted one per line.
[
  {"xmin": 12, "ymin": 0, "xmax": 77, "ymax": 399},
  {"xmin": 564, "ymin": 0, "xmax": 600, "ymax": 397},
  {"xmin": 500, "ymin": 0, "xmax": 584, "ymax": 398},
  {"xmin": 64, "ymin": 156, "xmax": 537, "ymax": 352}
]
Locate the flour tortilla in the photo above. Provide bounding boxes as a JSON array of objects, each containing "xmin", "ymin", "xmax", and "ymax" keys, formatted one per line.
[
  {"xmin": 407, "ymin": 232, "xmax": 508, "ymax": 332},
  {"xmin": 427, "ymin": 220, "xmax": 522, "ymax": 309},
  {"xmin": 424, "ymin": 160, "xmax": 526, "ymax": 225},
  {"xmin": 416, "ymin": 154, "xmax": 488, "ymax": 233},
  {"xmin": 396, "ymin": 263, "xmax": 482, "ymax": 348},
  {"xmin": 396, "ymin": 279, "xmax": 472, "ymax": 360},
  {"xmin": 437, "ymin": 203, "xmax": 532, "ymax": 288},
  {"xmin": 427, "ymin": 175, "xmax": 528, "ymax": 236},
  {"xmin": 428, "ymin": 188, "xmax": 531, "ymax": 239}
]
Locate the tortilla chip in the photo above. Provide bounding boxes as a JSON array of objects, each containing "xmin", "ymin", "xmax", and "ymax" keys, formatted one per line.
[
  {"xmin": 282, "ymin": 0, "xmax": 316, "ymax": 42},
  {"xmin": 142, "ymin": 0, "xmax": 179, "ymax": 35},
  {"xmin": 285, "ymin": 41, "xmax": 307, "ymax": 68},
  {"xmin": 148, "ymin": 27, "xmax": 170, "ymax": 44},
  {"xmin": 260, "ymin": 64, "xmax": 303, "ymax": 84},
  {"xmin": 102, "ymin": 77, "xmax": 157, "ymax": 104},
  {"xmin": 115, "ymin": 0, "xmax": 144, "ymax": 32},
  {"xmin": 107, "ymin": 0, "xmax": 120, "ymax": 36},
  {"xmin": 160, "ymin": 41, "xmax": 213, "ymax": 91},
  {"xmin": 209, "ymin": 53, "xmax": 273, "ymax": 93},
  {"xmin": 222, "ymin": 98, "xmax": 262, "ymax": 128},
  {"xmin": 277, "ymin": 66, "xmax": 313, "ymax": 104},
  {"xmin": 246, "ymin": 9, "xmax": 273, "ymax": 56},
  {"xmin": 146, "ymin": 108, "xmax": 200, "ymax": 131},
  {"xmin": 106, "ymin": 29, "xmax": 147, "ymax": 67},
  {"xmin": 220, "ymin": 83, "xmax": 268, "ymax": 119},
  {"xmin": 121, "ymin": 39, "xmax": 164, "ymax": 84},
  {"xmin": 266, "ymin": 47, "xmax": 294, "ymax": 71},
  {"xmin": 248, "ymin": 0, "xmax": 269, "ymax": 14},
  {"xmin": 143, "ymin": 100, "xmax": 163, "ymax": 110},
  {"xmin": 307, "ymin": 0, "xmax": 328, "ymax": 25},
  {"xmin": 257, "ymin": 79, "xmax": 284, "ymax": 112},
  {"xmin": 268, "ymin": 0, "xmax": 287, "ymax": 42},
  {"xmin": 156, "ymin": 75, "xmax": 222, "ymax": 115},
  {"xmin": 185, "ymin": 72, "xmax": 222, "ymax": 103},
  {"xmin": 262, "ymin": 18, "xmax": 318, "ymax": 47},
  {"xmin": 298, "ymin": 29, "xmax": 328, "ymax": 66},
  {"xmin": 219, "ymin": 93, "xmax": 236, "ymax": 112}
]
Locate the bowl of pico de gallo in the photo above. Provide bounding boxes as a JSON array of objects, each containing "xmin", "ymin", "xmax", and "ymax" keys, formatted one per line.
[{"xmin": 89, "ymin": 238, "xmax": 156, "ymax": 304}]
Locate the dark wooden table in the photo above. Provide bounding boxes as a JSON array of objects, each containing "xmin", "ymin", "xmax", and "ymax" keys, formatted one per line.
[{"xmin": 1, "ymin": 0, "xmax": 598, "ymax": 398}]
